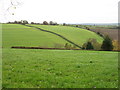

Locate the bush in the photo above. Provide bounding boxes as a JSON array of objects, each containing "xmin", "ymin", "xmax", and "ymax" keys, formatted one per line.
[
  {"xmin": 112, "ymin": 40, "xmax": 120, "ymax": 51},
  {"xmin": 85, "ymin": 27, "xmax": 90, "ymax": 30},
  {"xmin": 64, "ymin": 43, "xmax": 71, "ymax": 49},
  {"xmin": 65, "ymin": 43, "xmax": 69, "ymax": 49},
  {"xmin": 76, "ymin": 25, "xmax": 78, "ymax": 27},
  {"xmin": 82, "ymin": 43, "xmax": 87, "ymax": 50},
  {"xmin": 97, "ymin": 32, "xmax": 103, "ymax": 37},
  {"xmin": 82, "ymin": 38, "xmax": 101, "ymax": 50},
  {"xmin": 86, "ymin": 42, "xmax": 94, "ymax": 50},
  {"xmin": 101, "ymin": 35, "xmax": 113, "ymax": 51},
  {"xmin": 64, "ymin": 43, "xmax": 76, "ymax": 49},
  {"xmin": 88, "ymin": 38, "xmax": 101, "ymax": 50}
]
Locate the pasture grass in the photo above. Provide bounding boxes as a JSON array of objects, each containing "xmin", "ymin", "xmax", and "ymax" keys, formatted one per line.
[
  {"xmin": 3, "ymin": 49, "xmax": 118, "ymax": 88},
  {"xmin": 30, "ymin": 24, "xmax": 103, "ymax": 46},
  {"xmin": 2, "ymin": 24, "xmax": 69, "ymax": 48},
  {"xmin": 3, "ymin": 24, "xmax": 103, "ymax": 48},
  {"xmin": 2, "ymin": 24, "xmax": 118, "ymax": 88}
]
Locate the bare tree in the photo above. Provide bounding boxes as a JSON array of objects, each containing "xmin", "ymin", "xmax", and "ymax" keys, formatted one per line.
[{"xmin": 6, "ymin": 0, "xmax": 22, "ymax": 15}]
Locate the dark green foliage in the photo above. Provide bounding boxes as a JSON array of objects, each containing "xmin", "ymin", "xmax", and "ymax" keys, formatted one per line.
[
  {"xmin": 65, "ymin": 43, "xmax": 69, "ymax": 49},
  {"xmin": 76, "ymin": 25, "xmax": 78, "ymax": 27},
  {"xmin": 85, "ymin": 27, "xmax": 90, "ymax": 30},
  {"xmin": 82, "ymin": 38, "xmax": 101, "ymax": 50},
  {"xmin": 63, "ymin": 23, "xmax": 66, "ymax": 26},
  {"xmin": 76, "ymin": 65, "xmax": 80, "ymax": 68},
  {"xmin": 64, "ymin": 43, "xmax": 76, "ymax": 49},
  {"xmin": 101, "ymin": 35, "xmax": 113, "ymax": 51},
  {"xmin": 88, "ymin": 38, "xmax": 101, "ymax": 50},
  {"xmin": 86, "ymin": 42, "xmax": 94, "ymax": 50},
  {"xmin": 97, "ymin": 32, "xmax": 103, "ymax": 37},
  {"xmin": 43, "ymin": 21, "xmax": 48, "ymax": 25},
  {"xmin": 64, "ymin": 43, "xmax": 71, "ymax": 49},
  {"xmin": 81, "ymin": 47, "xmax": 85, "ymax": 50},
  {"xmin": 90, "ymin": 61, "xmax": 93, "ymax": 63}
]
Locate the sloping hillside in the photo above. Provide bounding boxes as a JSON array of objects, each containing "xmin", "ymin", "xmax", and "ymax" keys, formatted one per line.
[
  {"xmin": 3, "ymin": 24, "xmax": 103, "ymax": 48},
  {"xmin": 30, "ymin": 24, "xmax": 103, "ymax": 46},
  {"xmin": 3, "ymin": 24, "xmax": 70, "ymax": 48}
]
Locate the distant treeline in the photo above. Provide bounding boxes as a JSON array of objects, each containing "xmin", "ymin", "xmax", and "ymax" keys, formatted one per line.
[
  {"xmin": 7, "ymin": 20, "xmax": 84, "ymax": 26},
  {"xmin": 7, "ymin": 20, "xmax": 67, "ymax": 26}
]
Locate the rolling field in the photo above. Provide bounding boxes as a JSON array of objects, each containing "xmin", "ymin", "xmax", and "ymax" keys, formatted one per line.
[
  {"xmin": 88, "ymin": 26, "xmax": 118, "ymax": 41},
  {"xmin": 2, "ymin": 24, "xmax": 118, "ymax": 88},
  {"xmin": 3, "ymin": 49, "xmax": 118, "ymax": 88},
  {"xmin": 30, "ymin": 24, "xmax": 103, "ymax": 46},
  {"xmin": 2, "ymin": 24, "xmax": 70, "ymax": 48},
  {"xmin": 3, "ymin": 24, "xmax": 103, "ymax": 48}
]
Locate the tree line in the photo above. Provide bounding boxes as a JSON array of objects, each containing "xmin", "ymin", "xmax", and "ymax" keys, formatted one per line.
[
  {"xmin": 7, "ymin": 20, "xmax": 61, "ymax": 25},
  {"xmin": 65, "ymin": 35, "xmax": 115, "ymax": 51}
]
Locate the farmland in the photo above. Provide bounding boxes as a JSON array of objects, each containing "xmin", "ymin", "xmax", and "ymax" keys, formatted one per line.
[
  {"xmin": 83, "ymin": 25, "xmax": 118, "ymax": 41},
  {"xmin": 3, "ymin": 49, "xmax": 118, "ymax": 88},
  {"xmin": 30, "ymin": 24, "xmax": 103, "ymax": 46},
  {"xmin": 89, "ymin": 27, "xmax": 118, "ymax": 41},
  {"xmin": 3, "ymin": 24, "xmax": 103, "ymax": 48},
  {"xmin": 2, "ymin": 24, "xmax": 118, "ymax": 88},
  {"xmin": 2, "ymin": 24, "xmax": 69, "ymax": 48}
]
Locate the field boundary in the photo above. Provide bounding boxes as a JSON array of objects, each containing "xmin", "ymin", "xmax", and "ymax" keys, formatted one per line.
[
  {"xmin": 22, "ymin": 24, "xmax": 82, "ymax": 49},
  {"xmin": 11, "ymin": 46, "xmax": 120, "ymax": 52},
  {"xmin": 11, "ymin": 46, "xmax": 80, "ymax": 50}
]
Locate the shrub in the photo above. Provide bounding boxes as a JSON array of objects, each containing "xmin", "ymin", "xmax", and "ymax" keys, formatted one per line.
[
  {"xmin": 97, "ymin": 32, "xmax": 104, "ymax": 37},
  {"xmin": 112, "ymin": 40, "xmax": 120, "ymax": 51},
  {"xmin": 85, "ymin": 27, "xmax": 90, "ymax": 30},
  {"xmin": 76, "ymin": 25, "xmax": 78, "ymax": 27},
  {"xmin": 101, "ymin": 35, "xmax": 113, "ymax": 51},
  {"xmin": 82, "ymin": 38, "xmax": 101, "ymax": 50},
  {"xmin": 65, "ymin": 43, "xmax": 69, "ymax": 49},
  {"xmin": 64, "ymin": 43, "xmax": 75, "ymax": 49},
  {"xmin": 86, "ymin": 42, "xmax": 94, "ymax": 50},
  {"xmin": 82, "ymin": 43, "xmax": 87, "ymax": 50},
  {"xmin": 88, "ymin": 38, "xmax": 101, "ymax": 50}
]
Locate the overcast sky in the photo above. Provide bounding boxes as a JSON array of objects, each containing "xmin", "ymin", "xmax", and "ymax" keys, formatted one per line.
[{"xmin": 0, "ymin": 0, "xmax": 119, "ymax": 23}]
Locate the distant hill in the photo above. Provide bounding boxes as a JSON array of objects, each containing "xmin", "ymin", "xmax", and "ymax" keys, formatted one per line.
[{"xmin": 81, "ymin": 23, "xmax": 118, "ymax": 26}]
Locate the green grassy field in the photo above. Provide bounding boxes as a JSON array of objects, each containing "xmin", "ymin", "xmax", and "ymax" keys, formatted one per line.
[
  {"xmin": 2, "ymin": 24, "xmax": 70, "ymax": 48},
  {"xmin": 2, "ymin": 24, "xmax": 118, "ymax": 88},
  {"xmin": 30, "ymin": 24, "xmax": 103, "ymax": 46},
  {"xmin": 3, "ymin": 49, "xmax": 118, "ymax": 88},
  {"xmin": 3, "ymin": 24, "xmax": 103, "ymax": 48}
]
